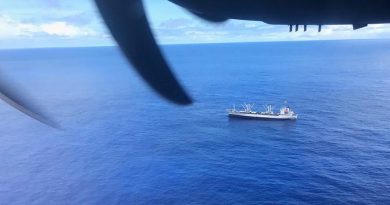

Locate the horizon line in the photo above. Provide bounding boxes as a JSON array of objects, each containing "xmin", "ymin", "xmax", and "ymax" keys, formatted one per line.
[{"xmin": 0, "ymin": 37, "xmax": 389, "ymax": 51}]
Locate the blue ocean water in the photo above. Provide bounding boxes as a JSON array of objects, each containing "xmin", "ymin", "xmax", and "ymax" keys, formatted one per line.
[{"xmin": 0, "ymin": 40, "xmax": 389, "ymax": 204}]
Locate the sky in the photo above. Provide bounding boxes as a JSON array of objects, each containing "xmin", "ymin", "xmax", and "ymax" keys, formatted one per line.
[{"xmin": 1, "ymin": 0, "xmax": 390, "ymax": 49}]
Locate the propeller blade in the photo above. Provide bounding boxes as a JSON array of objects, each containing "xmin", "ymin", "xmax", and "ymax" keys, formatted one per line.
[
  {"xmin": 0, "ymin": 72, "xmax": 59, "ymax": 128},
  {"xmin": 94, "ymin": 0, "xmax": 192, "ymax": 105}
]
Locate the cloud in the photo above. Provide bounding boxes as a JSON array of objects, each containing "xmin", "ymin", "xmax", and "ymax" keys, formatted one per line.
[
  {"xmin": 40, "ymin": 22, "xmax": 95, "ymax": 37},
  {"xmin": 153, "ymin": 17, "xmax": 390, "ymax": 44},
  {"xmin": 0, "ymin": 15, "xmax": 97, "ymax": 38},
  {"xmin": 37, "ymin": 0, "xmax": 63, "ymax": 8},
  {"xmin": 26, "ymin": 12, "xmax": 95, "ymax": 26},
  {"xmin": 159, "ymin": 18, "xmax": 194, "ymax": 29},
  {"xmin": 0, "ymin": 15, "xmax": 39, "ymax": 38}
]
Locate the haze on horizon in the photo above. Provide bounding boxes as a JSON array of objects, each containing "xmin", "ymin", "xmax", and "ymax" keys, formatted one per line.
[{"xmin": 1, "ymin": 0, "xmax": 390, "ymax": 49}]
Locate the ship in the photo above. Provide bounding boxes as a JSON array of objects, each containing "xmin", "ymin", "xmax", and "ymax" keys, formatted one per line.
[{"xmin": 227, "ymin": 103, "xmax": 298, "ymax": 120}]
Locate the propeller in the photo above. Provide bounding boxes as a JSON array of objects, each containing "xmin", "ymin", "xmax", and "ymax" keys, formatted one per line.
[
  {"xmin": 95, "ymin": 0, "xmax": 192, "ymax": 105},
  {"xmin": 0, "ymin": 71, "xmax": 59, "ymax": 129}
]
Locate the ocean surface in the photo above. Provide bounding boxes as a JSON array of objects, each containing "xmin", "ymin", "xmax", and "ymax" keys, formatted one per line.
[{"xmin": 0, "ymin": 40, "xmax": 389, "ymax": 204}]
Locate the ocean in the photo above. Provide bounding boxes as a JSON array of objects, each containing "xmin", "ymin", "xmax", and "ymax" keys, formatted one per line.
[{"xmin": 0, "ymin": 40, "xmax": 389, "ymax": 204}]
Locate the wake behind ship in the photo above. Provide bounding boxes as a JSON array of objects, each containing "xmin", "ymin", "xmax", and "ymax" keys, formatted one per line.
[{"xmin": 227, "ymin": 103, "xmax": 297, "ymax": 120}]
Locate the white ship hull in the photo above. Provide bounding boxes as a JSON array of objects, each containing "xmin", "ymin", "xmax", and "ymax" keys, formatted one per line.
[{"xmin": 228, "ymin": 111, "xmax": 297, "ymax": 120}]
